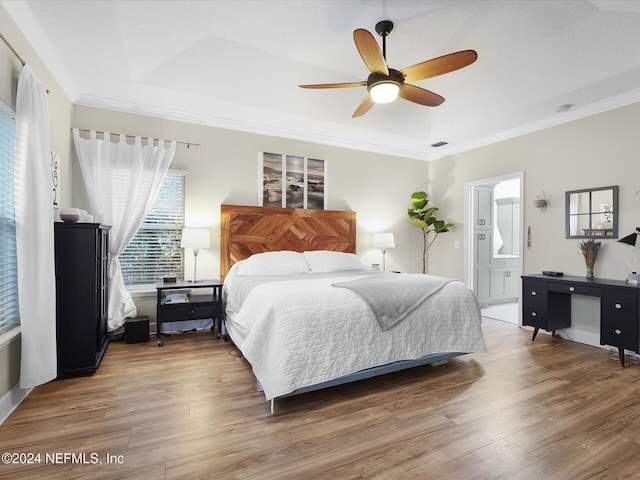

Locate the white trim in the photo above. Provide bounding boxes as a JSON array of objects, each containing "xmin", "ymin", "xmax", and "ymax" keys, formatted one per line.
[
  {"xmin": 73, "ymin": 87, "xmax": 640, "ymax": 164},
  {"xmin": 0, "ymin": 98, "xmax": 16, "ymax": 116},
  {"xmin": 430, "ymin": 90, "xmax": 640, "ymax": 161},
  {"xmin": 0, "ymin": 325, "xmax": 20, "ymax": 349},
  {"xmin": 464, "ymin": 172, "xmax": 525, "ymax": 324},
  {"xmin": 0, "ymin": 383, "xmax": 32, "ymax": 426},
  {"xmin": 128, "ymin": 287, "xmax": 156, "ymax": 298}
]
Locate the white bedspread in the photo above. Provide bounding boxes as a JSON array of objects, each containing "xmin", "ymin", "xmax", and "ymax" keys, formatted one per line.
[{"xmin": 224, "ymin": 266, "xmax": 486, "ymax": 401}]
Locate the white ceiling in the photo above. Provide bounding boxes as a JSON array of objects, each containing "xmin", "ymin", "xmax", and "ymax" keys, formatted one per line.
[{"xmin": 4, "ymin": 0, "xmax": 640, "ymax": 160}]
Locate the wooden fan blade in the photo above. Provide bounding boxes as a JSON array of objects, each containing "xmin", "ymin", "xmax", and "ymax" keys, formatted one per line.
[
  {"xmin": 299, "ymin": 81, "xmax": 366, "ymax": 89},
  {"xmin": 401, "ymin": 50, "xmax": 477, "ymax": 83},
  {"xmin": 353, "ymin": 29, "xmax": 389, "ymax": 75},
  {"xmin": 352, "ymin": 95, "xmax": 375, "ymax": 118},
  {"xmin": 399, "ymin": 84, "xmax": 445, "ymax": 107}
]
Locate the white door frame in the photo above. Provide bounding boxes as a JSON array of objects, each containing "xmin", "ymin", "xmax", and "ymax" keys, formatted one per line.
[{"xmin": 464, "ymin": 171, "xmax": 524, "ymax": 317}]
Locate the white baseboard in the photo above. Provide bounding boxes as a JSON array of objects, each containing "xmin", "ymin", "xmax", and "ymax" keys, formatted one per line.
[{"xmin": 0, "ymin": 384, "xmax": 32, "ymax": 426}]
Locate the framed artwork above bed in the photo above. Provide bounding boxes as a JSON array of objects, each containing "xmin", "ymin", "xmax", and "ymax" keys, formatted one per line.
[{"xmin": 258, "ymin": 152, "xmax": 327, "ymax": 210}]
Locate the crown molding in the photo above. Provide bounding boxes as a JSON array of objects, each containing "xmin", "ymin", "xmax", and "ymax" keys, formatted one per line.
[
  {"xmin": 428, "ymin": 88, "xmax": 640, "ymax": 161},
  {"xmin": 74, "ymin": 94, "xmax": 432, "ymax": 161}
]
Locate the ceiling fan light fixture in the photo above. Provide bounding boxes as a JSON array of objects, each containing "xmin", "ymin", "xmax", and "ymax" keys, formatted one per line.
[{"xmin": 369, "ymin": 81, "xmax": 400, "ymax": 103}]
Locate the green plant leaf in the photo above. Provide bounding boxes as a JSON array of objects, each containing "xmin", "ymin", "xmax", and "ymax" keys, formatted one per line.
[
  {"xmin": 409, "ymin": 218, "xmax": 427, "ymax": 229},
  {"xmin": 410, "ymin": 191, "xmax": 428, "ymax": 209}
]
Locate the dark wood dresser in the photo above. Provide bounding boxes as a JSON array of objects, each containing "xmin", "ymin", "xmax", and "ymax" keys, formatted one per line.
[
  {"xmin": 522, "ymin": 274, "xmax": 640, "ymax": 366},
  {"xmin": 54, "ymin": 222, "xmax": 110, "ymax": 376}
]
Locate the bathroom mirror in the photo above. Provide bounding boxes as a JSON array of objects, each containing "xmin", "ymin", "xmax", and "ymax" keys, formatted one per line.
[{"xmin": 565, "ymin": 185, "xmax": 618, "ymax": 238}]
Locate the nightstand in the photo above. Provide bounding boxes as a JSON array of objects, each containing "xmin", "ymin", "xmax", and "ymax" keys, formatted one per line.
[{"xmin": 155, "ymin": 279, "xmax": 223, "ymax": 346}]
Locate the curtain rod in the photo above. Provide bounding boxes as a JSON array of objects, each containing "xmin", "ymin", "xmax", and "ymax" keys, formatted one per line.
[
  {"xmin": 0, "ymin": 31, "xmax": 51, "ymax": 95},
  {"xmin": 0, "ymin": 31, "xmax": 25, "ymax": 65},
  {"xmin": 73, "ymin": 128, "xmax": 201, "ymax": 148}
]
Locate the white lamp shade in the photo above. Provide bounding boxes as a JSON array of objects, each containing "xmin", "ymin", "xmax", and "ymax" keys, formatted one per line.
[
  {"xmin": 369, "ymin": 82, "xmax": 400, "ymax": 104},
  {"xmin": 180, "ymin": 228, "xmax": 210, "ymax": 249},
  {"xmin": 373, "ymin": 232, "xmax": 395, "ymax": 249}
]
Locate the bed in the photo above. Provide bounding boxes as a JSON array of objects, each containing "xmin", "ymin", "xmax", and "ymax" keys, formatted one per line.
[{"xmin": 220, "ymin": 204, "xmax": 486, "ymax": 412}]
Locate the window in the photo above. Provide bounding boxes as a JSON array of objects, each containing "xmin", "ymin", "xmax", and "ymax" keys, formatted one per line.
[
  {"xmin": 120, "ymin": 172, "xmax": 185, "ymax": 287},
  {"xmin": 0, "ymin": 106, "xmax": 19, "ymax": 335}
]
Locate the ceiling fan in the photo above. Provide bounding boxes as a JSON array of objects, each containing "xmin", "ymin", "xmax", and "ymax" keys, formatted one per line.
[{"xmin": 299, "ymin": 20, "xmax": 477, "ymax": 118}]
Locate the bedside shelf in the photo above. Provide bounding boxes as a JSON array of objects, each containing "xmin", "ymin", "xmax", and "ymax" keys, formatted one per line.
[{"xmin": 155, "ymin": 279, "xmax": 223, "ymax": 347}]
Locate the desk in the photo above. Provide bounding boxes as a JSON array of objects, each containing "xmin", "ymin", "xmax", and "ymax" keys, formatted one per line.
[
  {"xmin": 522, "ymin": 274, "xmax": 640, "ymax": 366},
  {"xmin": 155, "ymin": 279, "xmax": 223, "ymax": 347}
]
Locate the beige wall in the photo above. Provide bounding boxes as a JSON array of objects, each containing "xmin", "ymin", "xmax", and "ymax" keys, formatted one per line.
[
  {"xmin": 72, "ymin": 106, "xmax": 431, "ymax": 325},
  {"xmin": 426, "ymin": 103, "xmax": 640, "ymax": 343},
  {"xmin": 0, "ymin": 5, "xmax": 74, "ymax": 403},
  {"xmin": 427, "ymin": 103, "xmax": 640, "ymax": 282}
]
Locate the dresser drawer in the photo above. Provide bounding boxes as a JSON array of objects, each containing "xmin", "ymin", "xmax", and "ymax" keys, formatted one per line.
[{"xmin": 158, "ymin": 303, "xmax": 216, "ymax": 322}]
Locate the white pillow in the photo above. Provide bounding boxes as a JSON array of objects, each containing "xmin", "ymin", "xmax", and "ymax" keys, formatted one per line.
[
  {"xmin": 303, "ymin": 250, "xmax": 368, "ymax": 272},
  {"xmin": 237, "ymin": 251, "xmax": 309, "ymax": 276}
]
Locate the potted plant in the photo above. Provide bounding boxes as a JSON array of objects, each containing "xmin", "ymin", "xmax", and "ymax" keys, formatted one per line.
[{"xmin": 407, "ymin": 191, "xmax": 453, "ymax": 274}]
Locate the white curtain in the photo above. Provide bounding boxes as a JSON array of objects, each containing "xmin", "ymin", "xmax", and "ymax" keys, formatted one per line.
[
  {"xmin": 15, "ymin": 65, "xmax": 57, "ymax": 388},
  {"xmin": 73, "ymin": 129, "xmax": 176, "ymax": 331}
]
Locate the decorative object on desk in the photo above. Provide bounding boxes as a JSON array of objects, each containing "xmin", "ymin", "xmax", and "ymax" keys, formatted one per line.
[
  {"xmin": 407, "ymin": 191, "xmax": 453, "ymax": 274},
  {"xmin": 372, "ymin": 233, "xmax": 394, "ymax": 271},
  {"xmin": 578, "ymin": 238, "xmax": 603, "ymax": 279},
  {"xmin": 533, "ymin": 191, "xmax": 550, "ymax": 211},
  {"xmin": 618, "ymin": 227, "xmax": 640, "ymax": 247},
  {"xmin": 624, "ymin": 258, "xmax": 639, "ymax": 284},
  {"xmin": 59, "ymin": 207, "xmax": 80, "ymax": 223},
  {"xmin": 181, "ymin": 228, "xmax": 210, "ymax": 282}
]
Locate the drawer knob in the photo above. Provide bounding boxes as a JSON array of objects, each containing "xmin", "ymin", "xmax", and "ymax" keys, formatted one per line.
[
  {"xmin": 531, "ymin": 291, "xmax": 537, "ymax": 296},
  {"xmin": 615, "ymin": 329, "xmax": 622, "ymax": 335},
  {"xmin": 615, "ymin": 303, "xmax": 622, "ymax": 309},
  {"xmin": 569, "ymin": 286, "xmax": 575, "ymax": 292},
  {"xmin": 531, "ymin": 312, "xmax": 537, "ymax": 317}
]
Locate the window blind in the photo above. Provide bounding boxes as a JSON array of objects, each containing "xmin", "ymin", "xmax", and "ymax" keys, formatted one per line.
[
  {"xmin": 120, "ymin": 172, "xmax": 185, "ymax": 286},
  {"xmin": 0, "ymin": 107, "xmax": 19, "ymax": 334}
]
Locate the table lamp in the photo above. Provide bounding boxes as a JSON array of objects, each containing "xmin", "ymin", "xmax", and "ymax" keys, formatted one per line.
[
  {"xmin": 181, "ymin": 228, "xmax": 210, "ymax": 282},
  {"xmin": 373, "ymin": 232, "xmax": 395, "ymax": 271}
]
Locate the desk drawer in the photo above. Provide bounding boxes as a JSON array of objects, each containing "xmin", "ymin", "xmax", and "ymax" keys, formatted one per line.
[
  {"xmin": 548, "ymin": 282, "xmax": 600, "ymax": 297},
  {"xmin": 522, "ymin": 278, "xmax": 547, "ymax": 328},
  {"xmin": 158, "ymin": 303, "xmax": 216, "ymax": 322},
  {"xmin": 601, "ymin": 290, "xmax": 639, "ymax": 351}
]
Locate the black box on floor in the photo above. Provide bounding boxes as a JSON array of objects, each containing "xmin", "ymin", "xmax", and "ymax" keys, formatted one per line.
[{"xmin": 126, "ymin": 316, "xmax": 149, "ymax": 344}]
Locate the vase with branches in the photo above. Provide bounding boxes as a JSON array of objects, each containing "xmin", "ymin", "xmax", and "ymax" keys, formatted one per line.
[
  {"xmin": 578, "ymin": 238, "xmax": 603, "ymax": 279},
  {"xmin": 407, "ymin": 191, "xmax": 453, "ymax": 274}
]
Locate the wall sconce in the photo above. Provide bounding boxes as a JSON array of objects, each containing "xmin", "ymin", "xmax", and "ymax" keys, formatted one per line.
[
  {"xmin": 372, "ymin": 232, "xmax": 395, "ymax": 271},
  {"xmin": 533, "ymin": 191, "xmax": 550, "ymax": 211}
]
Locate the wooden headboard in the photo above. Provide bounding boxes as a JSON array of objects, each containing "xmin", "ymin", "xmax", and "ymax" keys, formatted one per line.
[{"xmin": 220, "ymin": 204, "xmax": 356, "ymax": 281}]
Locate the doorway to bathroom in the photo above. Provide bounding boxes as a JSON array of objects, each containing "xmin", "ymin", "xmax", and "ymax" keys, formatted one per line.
[{"xmin": 464, "ymin": 172, "xmax": 523, "ymax": 324}]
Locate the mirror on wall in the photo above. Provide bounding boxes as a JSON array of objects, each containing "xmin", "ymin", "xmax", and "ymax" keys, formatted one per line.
[{"xmin": 565, "ymin": 186, "xmax": 618, "ymax": 238}]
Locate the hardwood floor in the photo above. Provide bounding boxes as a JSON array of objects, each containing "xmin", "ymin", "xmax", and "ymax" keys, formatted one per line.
[{"xmin": 1, "ymin": 319, "xmax": 640, "ymax": 479}]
